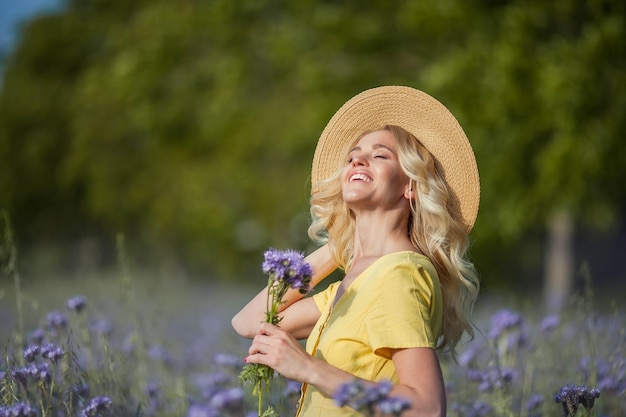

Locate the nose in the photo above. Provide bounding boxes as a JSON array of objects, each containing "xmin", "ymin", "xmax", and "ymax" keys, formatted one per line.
[{"xmin": 351, "ymin": 153, "xmax": 367, "ymax": 167}]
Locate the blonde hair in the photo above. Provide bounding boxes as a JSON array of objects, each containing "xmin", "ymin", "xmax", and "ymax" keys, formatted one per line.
[{"xmin": 308, "ymin": 125, "xmax": 479, "ymax": 355}]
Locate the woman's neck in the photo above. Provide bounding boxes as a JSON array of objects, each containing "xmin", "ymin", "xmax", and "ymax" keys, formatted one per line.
[{"xmin": 351, "ymin": 209, "xmax": 415, "ymax": 259}]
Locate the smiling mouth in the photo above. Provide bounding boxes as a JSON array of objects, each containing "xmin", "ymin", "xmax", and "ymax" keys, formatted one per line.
[{"xmin": 349, "ymin": 173, "xmax": 372, "ymax": 182}]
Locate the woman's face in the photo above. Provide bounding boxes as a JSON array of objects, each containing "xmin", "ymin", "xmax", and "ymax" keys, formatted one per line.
[{"xmin": 341, "ymin": 130, "xmax": 411, "ymax": 210}]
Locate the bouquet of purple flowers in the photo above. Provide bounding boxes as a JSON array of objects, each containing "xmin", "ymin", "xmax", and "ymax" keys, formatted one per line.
[{"xmin": 239, "ymin": 248, "xmax": 313, "ymax": 417}]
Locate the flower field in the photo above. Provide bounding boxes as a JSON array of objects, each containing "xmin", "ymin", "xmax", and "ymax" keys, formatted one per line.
[{"xmin": 1, "ymin": 265, "xmax": 624, "ymax": 417}]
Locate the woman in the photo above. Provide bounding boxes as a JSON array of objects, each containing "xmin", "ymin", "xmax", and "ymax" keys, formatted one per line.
[{"xmin": 232, "ymin": 86, "xmax": 480, "ymax": 416}]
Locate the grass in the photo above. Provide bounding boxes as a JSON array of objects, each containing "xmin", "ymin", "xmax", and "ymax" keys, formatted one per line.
[{"xmin": 0, "ymin": 223, "xmax": 624, "ymax": 416}]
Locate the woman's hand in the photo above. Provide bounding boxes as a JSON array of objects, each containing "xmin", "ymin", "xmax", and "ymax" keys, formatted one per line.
[{"xmin": 244, "ymin": 323, "xmax": 316, "ymax": 383}]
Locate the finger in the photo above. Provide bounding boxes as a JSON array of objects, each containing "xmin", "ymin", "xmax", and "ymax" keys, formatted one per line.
[
  {"xmin": 244, "ymin": 353, "xmax": 263, "ymax": 365},
  {"xmin": 257, "ymin": 322, "xmax": 280, "ymax": 335},
  {"xmin": 248, "ymin": 334, "xmax": 274, "ymax": 355}
]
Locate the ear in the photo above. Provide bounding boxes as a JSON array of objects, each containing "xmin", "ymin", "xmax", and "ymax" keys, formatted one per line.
[{"xmin": 403, "ymin": 184, "xmax": 414, "ymax": 200}]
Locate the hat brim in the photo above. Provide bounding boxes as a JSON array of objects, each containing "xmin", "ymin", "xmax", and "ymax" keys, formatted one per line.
[{"xmin": 311, "ymin": 86, "xmax": 480, "ymax": 232}]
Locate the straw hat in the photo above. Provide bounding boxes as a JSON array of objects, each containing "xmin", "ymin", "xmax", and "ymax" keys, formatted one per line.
[{"xmin": 311, "ymin": 85, "xmax": 480, "ymax": 232}]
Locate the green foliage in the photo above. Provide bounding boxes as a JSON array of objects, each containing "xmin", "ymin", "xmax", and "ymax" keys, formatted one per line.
[
  {"xmin": 422, "ymin": 0, "xmax": 626, "ymax": 233},
  {"xmin": 419, "ymin": 0, "xmax": 626, "ymax": 285},
  {"xmin": 0, "ymin": 0, "xmax": 624, "ymax": 283}
]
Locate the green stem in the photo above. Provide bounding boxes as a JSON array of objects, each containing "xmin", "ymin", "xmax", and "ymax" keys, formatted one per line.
[{"xmin": 257, "ymin": 380, "xmax": 263, "ymax": 416}]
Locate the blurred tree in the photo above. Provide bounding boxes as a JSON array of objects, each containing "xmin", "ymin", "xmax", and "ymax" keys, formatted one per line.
[
  {"xmin": 1, "ymin": 0, "xmax": 474, "ymax": 277},
  {"xmin": 421, "ymin": 0, "xmax": 626, "ymax": 309},
  {"xmin": 0, "ymin": 0, "xmax": 624, "ymax": 293}
]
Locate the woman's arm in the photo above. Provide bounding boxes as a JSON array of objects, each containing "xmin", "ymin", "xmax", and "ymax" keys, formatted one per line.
[
  {"xmin": 245, "ymin": 324, "xmax": 446, "ymax": 417},
  {"xmin": 387, "ymin": 347, "xmax": 446, "ymax": 417},
  {"xmin": 231, "ymin": 245, "xmax": 336, "ymax": 339}
]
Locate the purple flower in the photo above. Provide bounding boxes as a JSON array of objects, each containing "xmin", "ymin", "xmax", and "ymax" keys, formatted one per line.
[
  {"xmin": 283, "ymin": 379, "xmax": 302, "ymax": 397},
  {"xmin": 334, "ymin": 380, "xmax": 409, "ymax": 414},
  {"xmin": 35, "ymin": 363, "xmax": 52, "ymax": 384},
  {"xmin": 213, "ymin": 353, "xmax": 239, "ymax": 368},
  {"xmin": 30, "ymin": 329, "xmax": 45, "ymax": 344},
  {"xmin": 467, "ymin": 367, "xmax": 518, "ymax": 393},
  {"xmin": 540, "ymin": 314, "xmax": 560, "ymax": 333},
  {"xmin": 46, "ymin": 311, "xmax": 68, "ymax": 330},
  {"xmin": 555, "ymin": 384, "xmax": 600, "ymax": 416},
  {"xmin": 186, "ymin": 404, "xmax": 218, "ymax": 417},
  {"xmin": 362, "ymin": 380, "xmax": 392, "ymax": 406},
  {"xmin": 148, "ymin": 345, "xmax": 173, "ymax": 365},
  {"xmin": 0, "ymin": 403, "xmax": 35, "ymax": 417},
  {"xmin": 458, "ymin": 340, "xmax": 483, "ymax": 367},
  {"xmin": 334, "ymin": 379, "xmax": 365, "ymax": 408},
  {"xmin": 146, "ymin": 381, "xmax": 160, "ymax": 399},
  {"xmin": 527, "ymin": 393, "xmax": 544, "ymax": 411},
  {"xmin": 472, "ymin": 400, "xmax": 493, "ymax": 417},
  {"xmin": 194, "ymin": 372, "xmax": 231, "ymax": 397},
  {"xmin": 89, "ymin": 318, "xmax": 113, "ymax": 337},
  {"xmin": 40, "ymin": 343, "xmax": 65, "ymax": 362},
  {"xmin": 578, "ymin": 386, "xmax": 600, "ymax": 410},
  {"xmin": 488, "ymin": 309, "xmax": 523, "ymax": 340},
  {"xmin": 80, "ymin": 396, "xmax": 112, "ymax": 417},
  {"xmin": 209, "ymin": 387, "xmax": 244, "ymax": 411},
  {"xmin": 500, "ymin": 368, "xmax": 519, "ymax": 384},
  {"xmin": 72, "ymin": 382, "xmax": 90, "ymax": 397},
  {"xmin": 23, "ymin": 345, "xmax": 40, "ymax": 363},
  {"xmin": 67, "ymin": 295, "xmax": 87, "ymax": 313},
  {"xmin": 10, "ymin": 366, "xmax": 33, "ymax": 385},
  {"xmin": 377, "ymin": 397, "xmax": 411, "ymax": 415},
  {"xmin": 262, "ymin": 248, "xmax": 313, "ymax": 294}
]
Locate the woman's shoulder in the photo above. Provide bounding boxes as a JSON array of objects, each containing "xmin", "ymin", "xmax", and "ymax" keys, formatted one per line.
[
  {"xmin": 378, "ymin": 250, "xmax": 434, "ymax": 270},
  {"xmin": 367, "ymin": 251, "xmax": 439, "ymax": 287}
]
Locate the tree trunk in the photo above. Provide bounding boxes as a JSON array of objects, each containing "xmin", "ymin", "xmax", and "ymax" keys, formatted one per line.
[{"xmin": 543, "ymin": 209, "xmax": 575, "ymax": 313}]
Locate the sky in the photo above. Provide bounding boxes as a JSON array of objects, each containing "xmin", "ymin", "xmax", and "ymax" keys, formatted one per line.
[{"xmin": 0, "ymin": 0, "xmax": 63, "ymax": 60}]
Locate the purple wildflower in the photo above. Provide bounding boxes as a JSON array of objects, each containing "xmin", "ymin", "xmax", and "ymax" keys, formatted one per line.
[
  {"xmin": 89, "ymin": 318, "xmax": 112, "ymax": 337},
  {"xmin": 67, "ymin": 295, "xmax": 87, "ymax": 313},
  {"xmin": 11, "ymin": 365, "xmax": 35, "ymax": 385},
  {"xmin": 467, "ymin": 367, "xmax": 518, "ymax": 393},
  {"xmin": 527, "ymin": 393, "xmax": 544, "ymax": 411},
  {"xmin": 186, "ymin": 404, "xmax": 218, "ymax": 417},
  {"xmin": 80, "ymin": 396, "xmax": 112, "ymax": 417},
  {"xmin": 148, "ymin": 345, "xmax": 173, "ymax": 365},
  {"xmin": 283, "ymin": 379, "xmax": 302, "ymax": 397},
  {"xmin": 472, "ymin": 400, "xmax": 493, "ymax": 417},
  {"xmin": 40, "ymin": 343, "xmax": 65, "ymax": 362},
  {"xmin": 262, "ymin": 248, "xmax": 313, "ymax": 294},
  {"xmin": 555, "ymin": 384, "xmax": 600, "ymax": 417},
  {"xmin": 458, "ymin": 340, "xmax": 483, "ymax": 367},
  {"xmin": 72, "ymin": 382, "xmax": 90, "ymax": 397},
  {"xmin": 213, "ymin": 353, "xmax": 240, "ymax": 368},
  {"xmin": 46, "ymin": 310, "xmax": 68, "ymax": 331},
  {"xmin": 23, "ymin": 345, "xmax": 40, "ymax": 363},
  {"xmin": 334, "ymin": 380, "xmax": 409, "ymax": 415},
  {"xmin": 362, "ymin": 380, "xmax": 392, "ymax": 407},
  {"xmin": 35, "ymin": 363, "xmax": 52, "ymax": 384},
  {"xmin": 499, "ymin": 368, "xmax": 519, "ymax": 384},
  {"xmin": 30, "ymin": 328, "xmax": 45, "ymax": 344},
  {"xmin": 554, "ymin": 385, "xmax": 579, "ymax": 417},
  {"xmin": 488, "ymin": 309, "xmax": 523, "ymax": 340},
  {"xmin": 376, "ymin": 397, "xmax": 411, "ymax": 416},
  {"xmin": 146, "ymin": 381, "xmax": 160, "ymax": 400},
  {"xmin": 578, "ymin": 386, "xmax": 600, "ymax": 410},
  {"xmin": 0, "ymin": 402, "xmax": 36, "ymax": 417},
  {"xmin": 334, "ymin": 379, "xmax": 365, "ymax": 408},
  {"xmin": 540, "ymin": 314, "xmax": 561, "ymax": 333},
  {"xmin": 209, "ymin": 387, "xmax": 244, "ymax": 411}
]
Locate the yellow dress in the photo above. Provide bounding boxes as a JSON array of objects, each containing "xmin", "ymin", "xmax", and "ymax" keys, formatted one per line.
[{"xmin": 295, "ymin": 251, "xmax": 443, "ymax": 417}]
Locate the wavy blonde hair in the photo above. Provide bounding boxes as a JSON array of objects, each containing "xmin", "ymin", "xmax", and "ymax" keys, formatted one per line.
[{"xmin": 308, "ymin": 125, "xmax": 479, "ymax": 355}]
